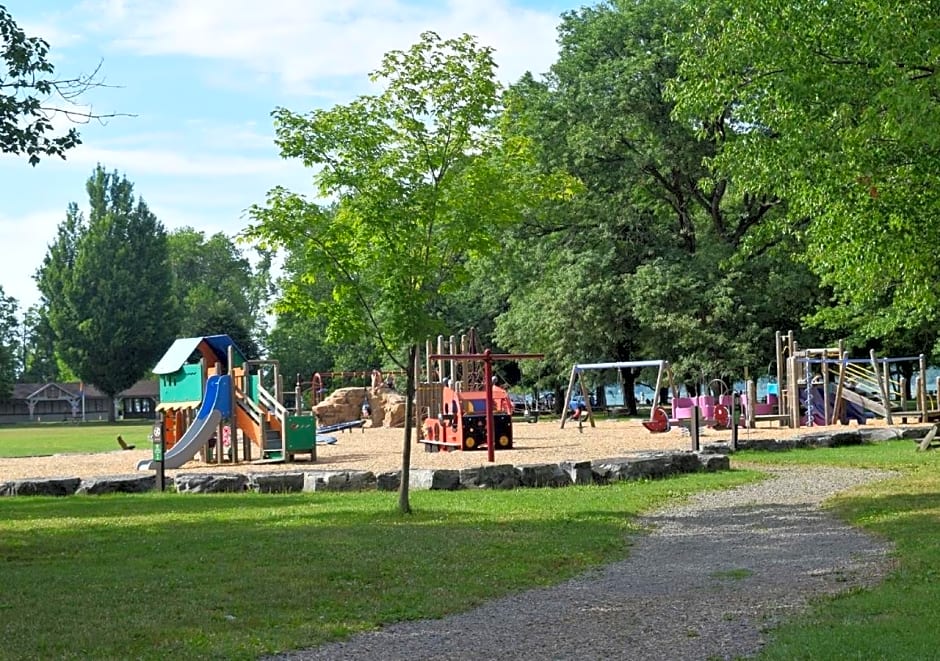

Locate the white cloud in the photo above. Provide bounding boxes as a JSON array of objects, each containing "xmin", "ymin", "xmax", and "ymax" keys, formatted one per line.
[
  {"xmin": 0, "ymin": 209, "xmax": 62, "ymax": 311},
  {"xmin": 66, "ymin": 142, "xmax": 297, "ymax": 177},
  {"xmin": 94, "ymin": 0, "xmax": 561, "ymax": 92}
]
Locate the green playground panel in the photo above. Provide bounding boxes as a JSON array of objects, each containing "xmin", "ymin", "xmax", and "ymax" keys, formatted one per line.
[
  {"xmin": 159, "ymin": 363, "xmax": 204, "ymax": 403},
  {"xmin": 285, "ymin": 415, "xmax": 316, "ymax": 451}
]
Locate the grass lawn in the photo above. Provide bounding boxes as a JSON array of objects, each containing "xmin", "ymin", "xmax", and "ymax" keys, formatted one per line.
[
  {"xmin": 0, "ymin": 470, "xmax": 758, "ymax": 660},
  {"xmin": 737, "ymin": 439, "xmax": 940, "ymax": 659},
  {"xmin": 0, "ymin": 422, "xmax": 153, "ymax": 457}
]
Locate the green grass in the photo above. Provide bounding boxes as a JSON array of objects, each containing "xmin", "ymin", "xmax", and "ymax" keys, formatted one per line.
[
  {"xmin": 710, "ymin": 567, "xmax": 754, "ymax": 581},
  {"xmin": 737, "ymin": 439, "xmax": 940, "ymax": 659},
  {"xmin": 0, "ymin": 422, "xmax": 152, "ymax": 457},
  {"xmin": 0, "ymin": 471, "xmax": 757, "ymax": 660}
]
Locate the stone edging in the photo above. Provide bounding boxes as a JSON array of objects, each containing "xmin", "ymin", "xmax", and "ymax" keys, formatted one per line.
[
  {"xmin": 0, "ymin": 450, "xmax": 729, "ymax": 497},
  {"xmin": 732, "ymin": 424, "xmax": 930, "ymax": 452}
]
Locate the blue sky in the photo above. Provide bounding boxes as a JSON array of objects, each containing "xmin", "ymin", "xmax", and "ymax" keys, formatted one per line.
[{"xmin": 1, "ymin": 0, "xmax": 580, "ymax": 313}]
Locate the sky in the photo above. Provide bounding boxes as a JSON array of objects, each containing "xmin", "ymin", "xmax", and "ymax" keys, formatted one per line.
[{"xmin": 0, "ymin": 0, "xmax": 581, "ymax": 314}]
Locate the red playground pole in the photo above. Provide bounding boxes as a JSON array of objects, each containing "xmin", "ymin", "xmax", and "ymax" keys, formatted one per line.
[{"xmin": 483, "ymin": 349, "xmax": 495, "ymax": 462}]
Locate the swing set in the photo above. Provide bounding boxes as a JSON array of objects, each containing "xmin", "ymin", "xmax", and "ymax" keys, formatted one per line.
[{"xmin": 559, "ymin": 360, "xmax": 733, "ymax": 433}]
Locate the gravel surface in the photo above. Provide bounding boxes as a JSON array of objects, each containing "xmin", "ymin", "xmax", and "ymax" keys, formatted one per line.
[{"xmin": 269, "ymin": 466, "xmax": 895, "ymax": 661}]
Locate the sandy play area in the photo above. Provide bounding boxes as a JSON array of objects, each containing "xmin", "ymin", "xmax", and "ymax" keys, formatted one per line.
[{"xmin": 0, "ymin": 416, "xmax": 856, "ymax": 483}]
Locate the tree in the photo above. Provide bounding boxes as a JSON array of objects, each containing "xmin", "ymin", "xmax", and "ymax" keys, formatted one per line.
[
  {"xmin": 1, "ymin": 5, "xmax": 115, "ymax": 164},
  {"xmin": 494, "ymin": 0, "xmax": 820, "ymax": 398},
  {"xmin": 19, "ymin": 303, "xmax": 63, "ymax": 383},
  {"xmin": 167, "ymin": 228, "xmax": 270, "ymax": 359},
  {"xmin": 0, "ymin": 286, "xmax": 17, "ymax": 399},
  {"xmin": 247, "ymin": 31, "xmax": 574, "ymax": 513},
  {"xmin": 35, "ymin": 165, "xmax": 178, "ymax": 420},
  {"xmin": 669, "ymin": 0, "xmax": 940, "ymax": 342}
]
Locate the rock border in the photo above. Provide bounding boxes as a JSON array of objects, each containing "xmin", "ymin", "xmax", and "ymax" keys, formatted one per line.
[
  {"xmin": 733, "ymin": 424, "xmax": 931, "ymax": 452},
  {"xmin": 0, "ymin": 450, "xmax": 729, "ymax": 497},
  {"xmin": 4, "ymin": 426, "xmax": 927, "ymax": 498}
]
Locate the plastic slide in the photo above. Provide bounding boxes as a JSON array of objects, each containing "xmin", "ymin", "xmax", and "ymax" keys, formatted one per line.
[{"xmin": 137, "ymin": 375, "xmax": 229, "ymax": 470}]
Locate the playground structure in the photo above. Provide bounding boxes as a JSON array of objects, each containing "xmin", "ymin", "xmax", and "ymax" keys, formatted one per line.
[
  {"xmin": 741, "ymin": 330, "xmax": 940, "ymax": 428},
  {"xmin": 560, "ymin": 360, "xmax": 733, "ymax": 433},
  {"xmin": 137, "ymin": 335, "xmax": 317, "ymax": 470},
  {"xmin": 414, "ymin": 331, "xmax": 542, "ymax": 460},
  {"xmin": 305, "ymin": 369, "xmax": 407, "ymax": 406}
]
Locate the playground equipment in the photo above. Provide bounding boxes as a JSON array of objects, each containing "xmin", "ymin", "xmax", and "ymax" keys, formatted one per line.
[
  {"xmin": 137, "ymin": 335, "xmax": 317, "ymax": 470},
  {"xmin": 740, "ymin": 331, "xmax": 940, "ymax": 428},
  {"xmin": 421, "ymin": 382, "xmax": 515, "ymax": 454},
  {"xmin": 415, "ymin": 330, "xmax": 543, "ymax": 461},
  {"xmin": 305, "ymin": 369, "xmax": 406, "ymax": 406},
  {"xmin": 560, "ymin": 361, "xmax": 734, "ymax": 434}
]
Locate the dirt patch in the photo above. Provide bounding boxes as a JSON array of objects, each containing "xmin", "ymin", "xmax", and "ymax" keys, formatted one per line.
[{"xmin": 0, "ymin": 417, "xmax": 911, "ymax": 482}]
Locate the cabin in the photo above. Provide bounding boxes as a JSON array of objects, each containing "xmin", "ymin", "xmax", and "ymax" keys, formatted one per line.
[{"xmin": 0, "ymin": 380, "xmax": 159, "ymax": 424}]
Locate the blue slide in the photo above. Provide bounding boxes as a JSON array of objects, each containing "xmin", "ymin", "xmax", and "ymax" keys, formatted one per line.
[{"xmin": 137, "ymin": 375, "xmax": 232, "ymax": 471}]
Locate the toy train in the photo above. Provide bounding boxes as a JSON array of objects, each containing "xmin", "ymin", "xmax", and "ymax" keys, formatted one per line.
[{"xmin": 421, "ymin": 385, "xmax": 514, "ymax": 452}]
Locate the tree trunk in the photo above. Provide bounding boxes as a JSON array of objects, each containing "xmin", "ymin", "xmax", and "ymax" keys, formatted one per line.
[
  {"xmin": 621, "ymin": 368, "xmax": 638, "ymax": 415},
  {"xmin": 108, "ymin": 394, "xmax": 116, "ymax": 423},
  {"xmin": 398, "ymin": 343, "xmax": 417, "ymax": 514}
]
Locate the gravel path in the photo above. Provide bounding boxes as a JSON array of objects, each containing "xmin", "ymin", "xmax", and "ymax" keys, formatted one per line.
[{"xmin": 270, "ymin": 466, "xmax": 895, "ymax": 661}]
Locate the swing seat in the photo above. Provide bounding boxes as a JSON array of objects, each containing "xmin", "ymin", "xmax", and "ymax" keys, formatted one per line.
[
  {"xmin": 711, "ymin": 403, "xmax": 731, "ymax": 430},
  {"xmin": 642, "ymin": 406, "xmax": 670, "ymax": 433}
]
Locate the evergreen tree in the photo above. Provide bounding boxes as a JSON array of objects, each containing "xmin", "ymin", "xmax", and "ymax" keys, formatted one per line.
[{"xmin": 35, "ymin": 165, "xmax": 178, "ymax": 420}]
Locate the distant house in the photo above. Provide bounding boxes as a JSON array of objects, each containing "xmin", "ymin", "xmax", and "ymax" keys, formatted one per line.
[{"xmin": 0, "ymin": 380, "xmax": 160, "ymax": 424}]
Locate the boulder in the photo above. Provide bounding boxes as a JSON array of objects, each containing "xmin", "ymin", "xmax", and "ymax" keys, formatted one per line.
[
  {"xmin": 0, "ymin": 477, "xmax": 81, "ymax": 497},
  {"xmin": 696, "ymin": 453, "xmax": 731, "ymax": 472},
  {"xmin": 302, "ymin": 470, "xmax": 376, "ymax": 492},
  {"xmin": 409, "ymin": 469, "xmax": 461, "ymax": 490},
  {"xmin": 459, "ymin": 464, "xmax": 520, "ymax": 489},
  {"xmin": 314, "ymin": 386, "xmax": 407, "ymax": 428},
  {"xmin": 558, "ymin": 460, "xmax": 594, "ymax": 485},
  {"xmin": 795, "ymin": 430, "xmax": 862, "ymax": 447},
  {"xmin": 736, "ymin": 438, "xmax": 795, "ymax": 452},
  {"xmin": 175, "ymin": 472, "xmax": 249, "ymax": 493},
  {"xmin": 77, "ymin": 474, "xmax": 155, "ymax": 495},
  {"xmin": 376, "ymin": 471, "xmax": 401, "ymax": 491},
  {"xmin": 858, "ymin": 427, "xmax": 902, "ymax": 442},
  {"xmin": 249, "ymin": 472, "xmax": 305, "ymax": 493},
  {"xmin": 516, "ymin": 463, "xmax": 573, "ymax": 488}
]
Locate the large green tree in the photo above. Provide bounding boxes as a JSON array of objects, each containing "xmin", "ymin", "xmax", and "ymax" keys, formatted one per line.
[
  {"xmin": 495, "ymin": 0, "xmax": 821, "ymax": 400},
  {"xmin": 35, "ymin": 165, "xmax": 177, "ymax": 420},
  {"xmin": 247, "ymin": 31, "xmax": 573, "ymax": 512},
  {"xmin": 670, "ymin": 0, "xmax": 940, "ymax": 344},
  {"xmin": 167, "ymin": 228, "xmax": 270, "ymax": 359},
  {"xmin": 0, "ymin": 5, "xmax": 111, "ymax": 164}
]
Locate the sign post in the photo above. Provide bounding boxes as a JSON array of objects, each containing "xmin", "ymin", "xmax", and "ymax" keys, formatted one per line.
[{"xmin": 151, "ymin": 420, "xmax": 165, "ymax": 492}]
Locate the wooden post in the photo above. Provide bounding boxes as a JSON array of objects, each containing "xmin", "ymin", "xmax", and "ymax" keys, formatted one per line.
[
  {"xmin": 746, "ymin": 379, "xmax": 756, "ymax": 429},
  {"xmin": 899, "ymin": 376, "xmax": 908, "ymax": 423},
  {"xmin": 428, "ymin": 336, "xmax": 435, "ymax": 382},
  {"xmin": 775, "ymin": 330, "xmax": 784, "ymax": 418},
  {"xmin": 730, "ymin": 391, "xmax": 738, "ymax": 450},
  {"xmin": 832, "ymin": 351, "xmax": 846, "ymax": 425},
  {"xmin": 690, "ymin": 405, "xmax": 700, "ymax": 451},
  {"xmin": 919, "ymin": 354, "xmax": 928, "ymax": 423},
  {"xmin": 821, "ymin": 355, "xmax": 830, "ymax": 426},
  {"xmin": 560, "ymin": 366, "xmax": 579, "ymax": 429},
  {"xmin": 918, "ymin": 424, "xmax": 939, "ymax": 451},
  {"xmin": 787, "ymin": 357, "xmax": 799, "ymax": 428},
  {"xmin": 871, "ymin": 349, "xmax": 893, "ymax": 425}
]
